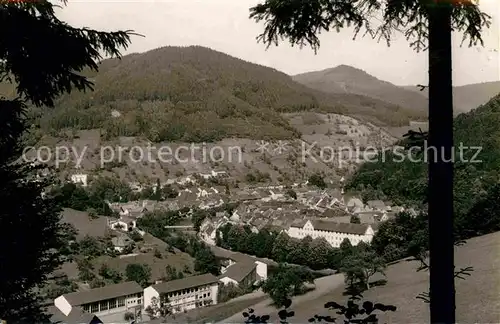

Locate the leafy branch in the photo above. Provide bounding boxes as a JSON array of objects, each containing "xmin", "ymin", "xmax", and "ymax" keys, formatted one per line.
[{"xmin": 243, "ymin": 297, "xmax": 396, "ymax": 324}]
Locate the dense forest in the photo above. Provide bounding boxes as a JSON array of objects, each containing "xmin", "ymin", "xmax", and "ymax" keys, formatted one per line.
[
  {"xmin": 22, "ymin": 46, "xmax": 425, "ymax": 142},
  {"xmin": 347, "ymin": 93, "xmax": 500, "ymax": 235}
]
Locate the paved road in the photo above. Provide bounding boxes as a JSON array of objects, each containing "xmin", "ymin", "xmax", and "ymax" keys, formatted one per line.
[{"xmin": 216, "ymin": 273, "xmax": 345, "ymax": 324}]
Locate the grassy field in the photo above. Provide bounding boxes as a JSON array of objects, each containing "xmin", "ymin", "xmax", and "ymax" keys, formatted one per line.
[
  {"xmin": 166, "ymin": 295, "xmax": 268, "ymax": 324},
  {"xmin": 215, "ymin": 232, "xmax": 499, "ymax": 324},
  {"xmin": 285, "ymin": 231, "xmax": 500, "ymax": 323}
]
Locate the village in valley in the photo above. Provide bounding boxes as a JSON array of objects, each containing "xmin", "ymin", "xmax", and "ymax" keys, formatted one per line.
[
  {"xmin": 46, "ymin": 167, "xmax": 415, "ymax": 323},
  {"xmin": 4, "ymin": 0, "xmax": 500, "ymax": 323}
]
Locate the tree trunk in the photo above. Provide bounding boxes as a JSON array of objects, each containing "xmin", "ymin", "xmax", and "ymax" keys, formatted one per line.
[{"xmin": 427, "ymin": 1, "xmax": 455, "ymax": 323}]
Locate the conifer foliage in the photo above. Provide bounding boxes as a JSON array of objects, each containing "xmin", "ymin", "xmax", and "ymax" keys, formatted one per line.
[{"xmin": 0, "ymin": 1, "xmax": 133, "ymax": 321}]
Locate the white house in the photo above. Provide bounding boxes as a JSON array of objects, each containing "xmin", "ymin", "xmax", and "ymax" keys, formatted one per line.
[
  {"xmin": 212, "ymin": 248, "xmax": 270, "ymax": 282},
  {"xmin": 200, "ymin": 223, "xmax": 217, "ymax": 246},
  {"xmin": 199, "ymin": 198, "xmax": 224, "ymax": 210},
  {"xmin": 346, "ymin": 197, "xmax": 364, "ymax": 209},
  {"xmin": 199, "ymin": 170, "xmax": 228, "ymax": 180},
  {"xmin": 70, "ymin": 174, "xmax": 88, "ymax": 187},
  {"xmin": 176, "ymin": 176, "xmax": 195, "ymax": 185},
  {"xmin": 287, "ymin": 219, "xmax": 374, "ymax": 248},
  {"xmin": 200, "ymin": 217, "xmax": 231, "ymax": 246},
  {"xmin": 108, "ymin": 216, "xmax": 137, "ymax": 232},
  {"xmin": 269, "ymin": 190, "xmax": 285, "ymax": 201},
  {"xmin": 143, "ymin": 274, "xmax": 219, "ymax": 314},
  {"xmin": 219, "ymin": 262, "xmax": 257, "ymax": 287},
  {"xmin": 196, "ymin": 188, "xmax": 210, "ymax": 198},
  {"xmin": 366, "ymin": 200, "xmax": 387, "ymax": 212},
  {"xmin": 47, "ymin": 305, "xmax": 103, "ymax": 324},
  {"xmin": 119, "ymin": 207, "xmax": 130, "ymax": 217},
  {"xmin": 54, "ymin": 281, "xmax": 142, "ymax": 317},
  {"xmin": 111, "ymin": 234, "xmax": 133, "ymax": 252}
]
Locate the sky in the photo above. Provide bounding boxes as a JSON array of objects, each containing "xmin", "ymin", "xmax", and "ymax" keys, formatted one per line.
[{"xmin": 56, "ymin": 0, "xmax": 500, "ymax": 86}]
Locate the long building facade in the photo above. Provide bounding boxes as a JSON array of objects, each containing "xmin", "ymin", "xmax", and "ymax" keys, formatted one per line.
[
  {"xmin": 143, "ymin": 273, "xmax": 219, "ymax": 314},
  {"xmin": 54, "ymin": 281, "xmax": 143, "ymax": 318},
  {"xmin": 287, "ymin": 219, "xmax": 374, "ymax": 247}
]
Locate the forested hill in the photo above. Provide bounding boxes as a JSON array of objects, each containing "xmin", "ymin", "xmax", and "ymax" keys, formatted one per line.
[
  {"xmin": 294, "ymin": 65, "xmax": 429, "ymax": 116},
  {"xmin": 347, "ymin": 92, "xmax": 500, "ymax": 221},
  {"xmin": 26, "ymin": 46, "xmax": 423, "ymax": 142}
]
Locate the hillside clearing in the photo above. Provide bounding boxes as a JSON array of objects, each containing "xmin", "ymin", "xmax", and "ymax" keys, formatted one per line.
[{"xmin": 288, "ymin": 231, "xmax": 500, "ymax": 323}]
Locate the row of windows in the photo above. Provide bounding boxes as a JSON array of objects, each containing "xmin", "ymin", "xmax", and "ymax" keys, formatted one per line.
[
  {"xmin": 294, "ymin": 231, "xmax": 368, "ymax": 246},
  {"xmin": 175, "ymin": 299, "xmax": 212, "ymax": 310},
  {"xmin": 296, "ymin": 231, "xmax": 361, "ymax": 240},
  {"xmin": 81, "ymin": 295, "xmax": 141, "ymax": 313},
  {"xmin": 164, "ymin": 285, "xmax": 212, "ymax": 299},
  {"xmin": 165, "ymin": 292, "xmax": 211, "ymax": 305},
  {"xmin": 301, "ymin": 227, "xmax": 363, "ymax": 237}
]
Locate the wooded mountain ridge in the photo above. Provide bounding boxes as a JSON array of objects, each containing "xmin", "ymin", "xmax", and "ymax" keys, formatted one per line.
[
  {"xmin": 295, "ymin": 65, "xmax": 500, "ymax": 116},
  {"xmin": 21, "ymin": 46, "xmax": 427, "ymax": 142}
]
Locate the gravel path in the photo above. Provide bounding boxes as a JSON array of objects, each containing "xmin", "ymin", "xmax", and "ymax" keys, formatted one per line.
[{"xmin": 216, "ymin": 273, "xmax": 345, "ymax": 324}]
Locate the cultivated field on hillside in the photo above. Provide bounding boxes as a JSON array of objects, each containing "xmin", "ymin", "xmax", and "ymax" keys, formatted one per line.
[{"xmin": 27, "ymin": 112, "xmax": 398, "ymax": 183}]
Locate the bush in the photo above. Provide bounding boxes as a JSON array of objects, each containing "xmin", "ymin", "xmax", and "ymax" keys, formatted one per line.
[
  {"xmin": 308, "ymin": 173, "xmax": 326, "ymax": 189},
  {"xmin": 124, "ymin": 311, "xmax": 135, "ymax": 321}
]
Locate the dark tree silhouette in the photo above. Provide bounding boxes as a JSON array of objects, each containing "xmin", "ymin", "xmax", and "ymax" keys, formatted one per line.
[
  {"xmin": 243, "ymin": 297, "xmax": 396, "ymax": 324},
  {"xmin": 249, "ymin": 1, "xmax": 490, "ymax": 322},
  {"xmin": 0, "ymin": 1, "xmax": 133, "ymax": 321}
]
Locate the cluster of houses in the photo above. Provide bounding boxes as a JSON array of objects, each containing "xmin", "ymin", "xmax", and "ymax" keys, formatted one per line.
[
  {"xmin": 66, "ymin": 170, "xmax": 415, "ymax": 254},
  {"xmin": 198, "ymin": 187, "xmax": 411, "ymax": 249},
  {"xmin": 50, "ymin": 170, "xmax": 423, "ymax": 324}
]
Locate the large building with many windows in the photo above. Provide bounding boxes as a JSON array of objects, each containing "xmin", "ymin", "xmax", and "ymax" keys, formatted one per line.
[
  {"xmin": 54, "ymin": 281, "xmax": 143, "ymax": 318},
  {"xmin": 287, "ymin": 219, "xmax": 374, "ymax": 247},
  {"xmin": 143, "ymin": 273, "xmax": 219, "ymax": 314}
]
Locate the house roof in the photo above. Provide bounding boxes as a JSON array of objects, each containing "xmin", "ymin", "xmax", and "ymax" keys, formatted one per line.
[
  {"xmin": 309, "ymin": 196, "xmax": 323, "ymax": 205},
  {"xmin": 228, "ymin": 252, "xmax": 255, "ymax": 263},
  {"xmin": 210, "ymin": 246, "xmax": 277, "ymax": 266},
  {"xmin": 152, "ymin": 273, "xmax": 218, "ymax": 294},
  {"xmin": 220, "ymin": 262, "xmax": 257, "ymax": 283},
  {"xmin": 111, "ymin": 234, "xmax": 132, "ymax": 247},
  {"xmin": 316, "ymin": 197, "xmax": 330, "ymax": 208},
  {"xmin": 355, "ymin": 212, "xmax": 382, "ymax": 224},
  {"xmin": 238, "ymin": 193, "xmax": 258, "ymax": 201},
  {"xmin": 385, "ymin": 212, "xmax": 397, "ymax": 220},
  {"xmin": 204, "ymin": 224, "xmax": 215, "ymax": 234},
  {"xmin": 118, "ymin": 215, "xmax": 136, "ymax": 223},
  {"xmin": 47, "ymin": 306, "xmax": 102, "ymax": 324},
  {"xmin": 329, "ymin": 189, "xmax": 343, "ymax": 200},
  {"xmin": 62, "ymin": 281, "xmax": 142, "ymax": 306},
  {"xmin": 322, "ymin": 208, "xmax": 351, "ymax": 218},
  {"xmin": 211, "ymin": 246, "xmax": 235, "ymax": 259},
  {"xmin": 367, "ymin": 200, "xmax": 386, "ymax": 208},
  {"xmin": 290, "ymin": 219, "xmax": 308, "ymax": 228},
  {"xmin": 310, "ymin": 220, "xmax": 370, "ymax": 235},
  {"xmin": 346, "ymin": 197, "xmax": 364, "ymax": 208},
  {"xmin": 325, "ymin": 216, "xmax": 350, "ymax": 223}
]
